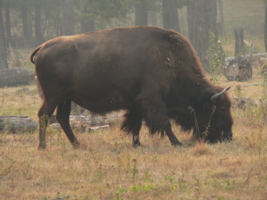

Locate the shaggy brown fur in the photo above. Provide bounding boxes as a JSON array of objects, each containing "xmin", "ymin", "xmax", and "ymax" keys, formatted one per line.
[{"xmin": 30, "ymin": 26, "xmax": 233, "ymax": 149}]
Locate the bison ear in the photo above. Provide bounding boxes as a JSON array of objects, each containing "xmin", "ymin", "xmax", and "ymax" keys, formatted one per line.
[{"xmin": 210, "ymin": 87, "xmax": 231, "ymax": 104}]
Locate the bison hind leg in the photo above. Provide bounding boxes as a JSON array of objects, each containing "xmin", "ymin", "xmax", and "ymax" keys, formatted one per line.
[
  {"xmin": 38, "ymin": 100, "xmax": 58, "ymax": 149},
  {"xmin": 121, "ymin": 108, "xmax": 142, "ymax": 147},
  {"xmin": 56, "ymin": 100, "xmax": 80, "ymax": 149}
]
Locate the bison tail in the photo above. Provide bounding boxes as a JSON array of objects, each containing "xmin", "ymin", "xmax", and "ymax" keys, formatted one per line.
[
  {"xmin": 30, "ymin": 45, "xmax": 43, "ymax": 64},
  {"xmin": 35, "ymin": 76, "xmax": 44, "ymax": 99}
]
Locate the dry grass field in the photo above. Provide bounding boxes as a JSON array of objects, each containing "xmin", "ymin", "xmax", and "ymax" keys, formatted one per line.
[
  {"xmin": 0, "ymin": 0, "xmax": 266, "ymax": 198},
  {"xmin": 1, "ymin": 68, "xmax": 267, "ymax": 199}
]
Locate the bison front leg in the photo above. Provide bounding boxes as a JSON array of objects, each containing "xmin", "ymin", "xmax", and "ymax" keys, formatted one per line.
[
  {"xmin": 163, "ymin": 121, "xmax": 182, "ymax": 146},
  {"xmin": 121, "ymin": 107, "xmax": 142, "ymax": 147},
  {"xmin": 56, "ymin": 100, "xmax": 80, "ymax": 149},
  {"xmin": 140, "ymin": 97, "xmax": 182, "ymax": 146}
]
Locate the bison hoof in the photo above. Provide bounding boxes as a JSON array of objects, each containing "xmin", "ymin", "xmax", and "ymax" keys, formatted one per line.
[
  {"xmin": 133, "ymin": 141, "xmax": 142, "ymax": 148},
  {"xmin": 72, "ymin": 141, "xmax": 81, "ymax": 149},
  {"xmin": 172, "ymin": 140, "xmax": 183, "ymax": 146},
  {"xmin": 38, "ymin": 144, "xmax": 46, "ymax": 150}
]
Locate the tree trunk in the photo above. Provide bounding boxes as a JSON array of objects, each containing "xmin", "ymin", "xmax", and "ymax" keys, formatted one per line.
[
  {"xmin": 56, "ymin": 2, "xmax": 61, "ymax": 36},
  {"xmin": 208, "ymin": 0, "xmax": 218, "ymax": 39},
  {"xmin": 264, "ymin": 5, "xmax": 267, "ymax": 52},
  {"xmin": 0, "ymin": 0, "xmax": 8, "ymax": 70},
  {"xmin": 234, "ymin": 28, "xmax": 244, "ymax": 57},
  {"xmin": 62, "ymin": 0, "xmax": 75, "ymax": 36},
  {"xmin": 135, "ymin": 0, "xmax": 147, "ymax": 26},
  {"xmin": 217, "ymin": 0, "xmax": 224, "ymax": 35},
  {"xmin": 35, "ymin": 4, "xmax": 45, "ymax": 45},
  {"xmin": 21, "ymin": 1, "xmax": 29, "ymax": 46},
  {"xmin": 178, "ymin": 8, "xmax": 185, "ymax": 35},
  {"xmin": 28, "ymin": 7, "xmax": 33, "ymax": 40},
  {"xmin": 191, "ymin": 0, "xmax": 217, "ymax": 70},
  {"xmin": 0, "ymin": 68, "xmax": 30, "ymax": 87},
  {"xmin": 5, "ymin": 1, "xmax": 12, "ymax": 46},
  {"xmin": 148, "ymin": 11, "xmax": 157, "ymax": 27},
  {"xmin": 162, "ymin": 0, "xmax": 180, "ymax": 32},
  {"xmin": 187, "ymin": 0, "xmax": 196, "ymax": 43},
  {"xmin": 80, "ymin": 0, "xmax": 95, "ymax": 33}
]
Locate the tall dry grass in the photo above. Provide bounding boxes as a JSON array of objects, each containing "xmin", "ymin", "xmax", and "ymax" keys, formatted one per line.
[{"xmin": 0, "ymin": 71, "xmax": 267, "ymax": 199}]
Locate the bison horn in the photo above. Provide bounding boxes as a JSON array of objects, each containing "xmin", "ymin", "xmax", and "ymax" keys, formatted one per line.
[{"xmin": 210, "ymin": 87, "xmax": 231, "ymax": 103}]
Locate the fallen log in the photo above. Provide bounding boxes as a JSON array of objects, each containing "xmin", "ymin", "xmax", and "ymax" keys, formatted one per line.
[
  {"xmin": 49, "ymin": 113, "xmax": 122, "ymax": 132},
  {"xmin": 0, "ymin": 116, "xmax": 37, "ymax": 133},
  {"xmin": 0, "ymin": 67, "xmax": 30, "ymax": 87},
  {"xmin": 89, "ymin": 125, "xmax": 110, "ymax": 132},
  {"xmin": 225, "ymin": 53, "xmax": 267, "ymax": 66},
  {"xmin": 232, "ymin": 96, "xmax": 260, "ymax": 109},
  {"xmin": 69, "ymin": 113, "xmax": 122, "ymax": 127},
  {"xmin": 241, "ymin": 83, "xmax": 263, "ymax": 87}
]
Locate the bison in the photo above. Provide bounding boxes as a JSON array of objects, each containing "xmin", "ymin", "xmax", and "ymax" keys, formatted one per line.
[{"xmin": 30, "ymin": 26, "xmax": 233, "ymax": 150}]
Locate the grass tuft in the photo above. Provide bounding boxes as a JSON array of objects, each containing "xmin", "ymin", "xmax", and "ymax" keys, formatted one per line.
[
  {"xmin": 209, "ymin": 168, "xmax": 231, "ymax": 179},
  {"xmin": 191, "ymin": 141, "xmax": 214, "ymax": 156}
]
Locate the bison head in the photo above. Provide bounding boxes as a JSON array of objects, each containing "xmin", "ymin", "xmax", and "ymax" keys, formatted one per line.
[{"xmin": 193, "ymin": 87, "xmax": 233, "ymax": 143}]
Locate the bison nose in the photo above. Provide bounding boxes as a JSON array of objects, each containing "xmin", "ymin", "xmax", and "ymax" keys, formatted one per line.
[{"xmin": 223, "ymin": 130, "xmax": 232, "ymax": 141}]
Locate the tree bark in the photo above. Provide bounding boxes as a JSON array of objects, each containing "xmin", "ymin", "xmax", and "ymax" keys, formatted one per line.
[
  {"xmin": 62, "ymin": 0, "xmax": 75, "ymax": 36},
  {"xmin": 35, "ymin": 4, "xmax": 45, "ymax": 45},
  {"xmin": 0, "ymin": 0, "xmax": 8, "ymax": 70},
  {"xmin": 135, "ymin": 0, "xmax": 147, "ymax": 26},
  {"xmin": 5, "ymin": 1, "xmax": 12, "ymax": 46},
  {"xmin": 162, "ymin": 0, "xmax": 180, "ymax": 32}
]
